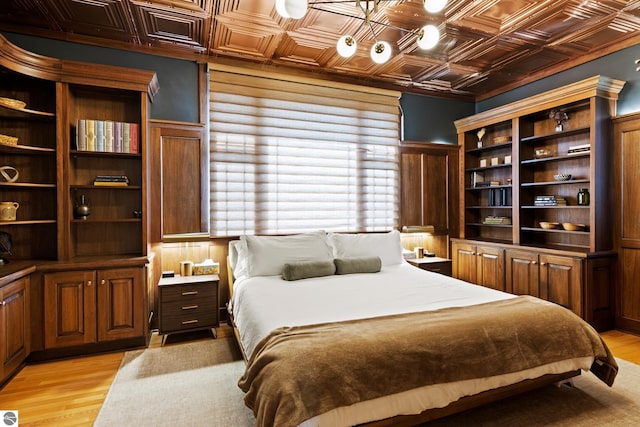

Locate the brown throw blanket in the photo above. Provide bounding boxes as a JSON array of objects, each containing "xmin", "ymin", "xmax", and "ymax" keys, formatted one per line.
[{"xmin": 238, "ymin": 296, "xmax": 617, "ymax": 427}]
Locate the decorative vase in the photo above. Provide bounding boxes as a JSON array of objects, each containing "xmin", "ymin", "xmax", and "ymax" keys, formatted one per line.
[{"xmin": 75, "ymin": 195, "xmax": 90, "ymax": 220}]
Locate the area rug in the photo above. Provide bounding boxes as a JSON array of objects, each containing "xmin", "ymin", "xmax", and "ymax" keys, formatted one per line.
[{"xmin": 95, "ymin": 336, "xmax": 640, "ymax": 427}]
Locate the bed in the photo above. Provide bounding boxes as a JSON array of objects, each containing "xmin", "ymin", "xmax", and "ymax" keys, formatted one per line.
[{"xmin": 226, "ymin": 230, "xmax": 617, "ymax": 427}]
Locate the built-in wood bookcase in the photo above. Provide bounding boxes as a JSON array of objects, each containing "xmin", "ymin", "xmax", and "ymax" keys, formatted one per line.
[
  {"xmin": 0, "ymin": 69, "xmax": 58, "ymax": 259},
  {"xmin": 462, "ymin": 119, "xmax": 514, "ymax": 244},
  {"xmin": 453, "ymin": 76, "xmax": 624, "ymax": 330},
  {"xmin": 0, "ymin": 34, "xmax": 158, "ymax": 263},
  {"xmin": 455, "ymin": 76, "xmax": 623, "ymax": 254},
  {"xmin": 64, "ymin": 85, "xmax": 146, "ymax": 259}
]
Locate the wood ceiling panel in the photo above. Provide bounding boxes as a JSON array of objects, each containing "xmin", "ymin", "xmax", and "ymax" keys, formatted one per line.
[
  {"xmin": 1, "ymin": 0, "xmax": 638, "ymax": 100},
  {"xmin": 130, "ymin": 0, "xmax": 210, "ymax": 50},
  {"xmin": 45, "ymin": 0, "xmax": 135, "ymax": 43},
  {"xmin": 0, "ymin": 0, "xmax": 55, "ymax": 30}
]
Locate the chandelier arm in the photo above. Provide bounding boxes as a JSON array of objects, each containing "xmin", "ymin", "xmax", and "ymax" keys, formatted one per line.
[{"xmin": 308, "ymin": 5, "xmax": 423, "ymax": 36}]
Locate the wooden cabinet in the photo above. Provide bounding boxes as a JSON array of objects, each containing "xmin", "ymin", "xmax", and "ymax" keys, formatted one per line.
[
  {"xmin": 454, "ymin": 238, "xmax": 614, "ymax": 329},
  {"xmin": 506, "ymin": 250, "xmax": 582, "ymax": 316},
  {"xmin": 452, "ymin": 76, "xmax": 624, "ymax": 330},
  {"xmin": 613, "ymin": 112, "xmax": 640, "ymax": 334},
  {"xmin": 158, "ymin": 274, "xmax": 219, "ymax": 344},
  {"xmin": 400, "ymin": 143, "xmax": 459, "ymax": 257},
  {"xmin": 149, "ymin": 120, "xmax": 208, "ymax": 241},
  {"xmin": 455, "ymin": 76, "xmax": 623, "ymax": 252},
  {"xmin": 43, "ymin": 267, "xmax": 145, "ymax": 349},
  {"xmin": 451, "ymin": 240, "xmax": 505, "ymax": 291},
  {"xmin": 0, "ymin": 275, "xmax": 29, "ymax": 384},
  {"xmin": 505, "ymin": 249, "xmax": 539, "ymax": 297}
]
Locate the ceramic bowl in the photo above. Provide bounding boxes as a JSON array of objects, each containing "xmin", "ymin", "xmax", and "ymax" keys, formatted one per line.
[
  {"xmin": 562, "ymin": 223, "xmax": 586, "ymax": 231},
  {"xmin": 554, "ymin": 173, "xmax": 572, "ymax": 181},
  {"xmin": 539, "ymin": 221, "xmax": 560, "ymax": 229}
]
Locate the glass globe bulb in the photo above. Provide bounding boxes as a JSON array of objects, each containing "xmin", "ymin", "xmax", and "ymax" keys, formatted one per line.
[
  {"xmin": 370, "ymin": 41, "xmax": 392, "ymax": 64},
  {"xmin": 275, "ymin": 0, "xmax": 308, "ymax": 19},
  {"xmin": 337, "ymin": 35, "xmax": 357, "ymax": 58},
  {"xmin": 424, "ymin": 0, "xmax": 447, "ymax": 13},
  {"xmin": 417, "ymin": 25, "xmax": 440, "ymax": 50}
]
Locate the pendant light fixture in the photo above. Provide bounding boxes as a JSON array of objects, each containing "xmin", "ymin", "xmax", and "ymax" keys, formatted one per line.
[{"xmin": 275, "ymin": 0, "xmax": 446, "ymax": 64}]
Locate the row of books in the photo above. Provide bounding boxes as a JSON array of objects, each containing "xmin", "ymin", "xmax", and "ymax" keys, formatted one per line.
[
  {"xmin": 534, "ymin": 195, "xmax": 567, "ymax": 206},
  {"xmin": 568, "ymin": 143, "xmax": 590, "ymax": 155},
  {"xmin": 93, "ymin": 175, "xmax": 129, "ymax": 187},
  {"xmin": 483, "ymin": 215, "xmax": 512, "ymax": 225},
  {"xmin": 76, "ymin": 120, "xmax": 139, "ymax": 153}
]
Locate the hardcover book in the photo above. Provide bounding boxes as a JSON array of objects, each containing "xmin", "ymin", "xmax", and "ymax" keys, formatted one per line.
[
  {"xmin": 104, "ymin": 121, "xmax": 114, "ymax": 152},
  {"xmin": 96, "ymin": 120, "xmax": 104, "ymax": 152},
  {"xmin": 76, "ymin": 119, "xmax": 86, "ymax": 151},
  {"xmin": 114, "ymin": 122, "xmax": 122, "ymax": 153},
  {"xmin": 86, "ymin": 119, "xmax": 96, "ymax": 151}
]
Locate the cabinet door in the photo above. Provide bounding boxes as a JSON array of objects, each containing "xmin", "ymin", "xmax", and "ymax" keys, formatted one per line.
[
  {"xmin": 476, "ymin": 245, "xmax": 505, "ymax": 291},
  {"xmin": 44, "ymin": 271, "xmax": 96, "ymax": 349},
  {"xmin": 97, "ymin": 268, "xmax": 145, "ymax": 341},
  {"xmin": 506, "ymin": 249, "xmax": 539, "ymax": 296},
  {"xmin": 1, "ymin": 276, "xmax": 30, "ymax": 381},
  {"xmin": 451, "ymin": 241, "xmax": 477, "ymax": 283},
  {"xmin": 539, "ymin": 254, "xmax": 583, "ymax": 316}
]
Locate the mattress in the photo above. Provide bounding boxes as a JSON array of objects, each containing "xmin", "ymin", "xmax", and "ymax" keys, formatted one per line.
[{"xmin": 229, "ymin": 262, "xmax": 595, "ymax": 426}]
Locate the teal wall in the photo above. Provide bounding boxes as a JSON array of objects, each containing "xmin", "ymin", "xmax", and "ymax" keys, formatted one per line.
[
  {"xmin": 2, "ymin": 32, "xmax": 199, "ymax": 123},
  {"xmin": 400, "ymin": 93, "xmax": 474, "ymax": 144},
  {"xmin": 478, "ymin": 45, "xmax": 640, "ymax": 116}
]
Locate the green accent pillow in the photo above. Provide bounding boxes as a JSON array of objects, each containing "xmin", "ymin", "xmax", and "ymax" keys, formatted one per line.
[
  {"xmin": 334, "ymin": 256, "xmax": 382, "ymax": 275},
  {"xmin": 282, "ymin": 260, "xmax": 336, "ymax": 281}
]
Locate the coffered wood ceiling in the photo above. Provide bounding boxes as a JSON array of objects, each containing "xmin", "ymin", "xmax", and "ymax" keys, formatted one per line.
[{"xmin": 1, "ymin": 0, "xmax": 639, "ymax": 100}]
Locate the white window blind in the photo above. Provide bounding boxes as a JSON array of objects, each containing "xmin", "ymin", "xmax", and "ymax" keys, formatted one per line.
[{"xmin": 209, "ymin": 63, "xmax": 401, "ymax": 237}]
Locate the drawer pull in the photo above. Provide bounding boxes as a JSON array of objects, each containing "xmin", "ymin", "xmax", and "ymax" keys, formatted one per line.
[
  {"xmin": 182, "ymin": 319, "xmax": 198, "ymax": 325},
  {"xmin": 182, "ymin": 291, "xmax": 198, "ymax": 296},
  {"xmin": 182, "ymin": 305, "xmax": 198, "ymax": 310}
]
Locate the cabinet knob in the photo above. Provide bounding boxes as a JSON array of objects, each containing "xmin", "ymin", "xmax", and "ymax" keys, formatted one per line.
[
  {"xmin": 471, "ymin": 252, "xmax": 476, "ymax": 255},
  {"xmin": 87, "ymin": 280, "xmax": 92, "ymax": 287},
  {"xmin": 101, "ymin": 279, "xmax": 106, "ymax": 285},
  {"xmin": 540, "ymin": 262, "xmax": 546, "ymax": 266},
  {"xmin": 477, "ymin": 253, "xmax": 482, "ymax": 256},
  {"xmin": 532, "ymin": 261, "xmax": 537, "ymax": 265}
]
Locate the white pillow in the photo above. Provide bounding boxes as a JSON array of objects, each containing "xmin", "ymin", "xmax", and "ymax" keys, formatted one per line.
[
  {"xmin": 328, "ymin": 230, "xmax": 403, "ymax": 266},
  {"xmin": 241, "ymin": 231, "xmax": 333, "ymax": 277},
  {"xmin": 228, "ymin": 240, "xmax": 248, "ymax": 280}
]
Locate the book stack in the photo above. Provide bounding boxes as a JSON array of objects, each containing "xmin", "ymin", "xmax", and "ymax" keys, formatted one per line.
[
  {"xmin": 475, "ymin": 181, "xmax": 501, "ymax": 187},
  {"xmin": 76, "ymin": 120, "xmax": 139, "ymax": 153},
  {"xmin": 568, "ymin": 143, "xmax": 590, "ymax": 155},
  {"xmin": 94, "ymin": 175, "xmax": 129, "ymax": 186},
  {"xmin": 483, "ymin": 216, "xmax": 512, "ymax": 225},
  {"xmin": 534, "ymin": 195, "xmax": 566, "ymax": 206}
]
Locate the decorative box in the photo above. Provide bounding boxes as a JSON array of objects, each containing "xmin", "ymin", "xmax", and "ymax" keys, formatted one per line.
[
  {"xmin": 490, "ymin": 157, "xmax": 503, "ymax": 166},
  {"xmin": 504, "ymin": 155, "xmax": 512, "ymax": 164},
  {"xmin": 479, "ymin": 159, "xmax": 487, "ymax": 168},
  {"xmin": 193, "ymin": 259, "xmax": 219, "ymax": 275}
]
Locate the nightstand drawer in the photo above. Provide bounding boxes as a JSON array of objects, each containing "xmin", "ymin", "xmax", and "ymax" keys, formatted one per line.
[
  {"xmin": 160, "ymin": 307, "xmax": 218, "ymax": 333},
  {"xmin": 161, "ymin": 283, "xmax": 216, "ymax": 303}
]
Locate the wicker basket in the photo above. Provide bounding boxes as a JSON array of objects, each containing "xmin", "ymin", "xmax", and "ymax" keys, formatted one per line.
[{"xmin": 0, "ymin": 134, "xmax": 18, "ymax": 146}]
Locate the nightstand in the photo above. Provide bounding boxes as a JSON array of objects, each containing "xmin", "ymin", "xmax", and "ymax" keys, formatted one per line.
[
  {"xmin": 407, "ymin": 257, "xmax": 452, "ymax": 276},
  {"xmin": 158, "ymin": 274, "xmax": 219, "ymax": 344}
]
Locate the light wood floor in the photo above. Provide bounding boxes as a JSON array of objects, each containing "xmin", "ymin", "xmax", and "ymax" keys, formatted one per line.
[{"xmin": 0, "ymin": 327, "xmax": 638, "ymax": 426}]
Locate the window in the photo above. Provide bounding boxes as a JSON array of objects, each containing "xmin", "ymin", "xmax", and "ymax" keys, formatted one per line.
[{"xmin": 209, "ymin": 64, "xmax": 400, "ymax": 237}]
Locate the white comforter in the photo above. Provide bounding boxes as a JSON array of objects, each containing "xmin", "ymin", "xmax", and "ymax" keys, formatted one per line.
[{"xmin": 230, "ymin": 262, "xmax": 593, "ymax": 426}]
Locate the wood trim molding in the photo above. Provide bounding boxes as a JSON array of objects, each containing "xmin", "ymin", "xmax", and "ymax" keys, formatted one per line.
[{"xmin": 454, "ymin": 75, "xmax": 625, "ymax": 133}]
